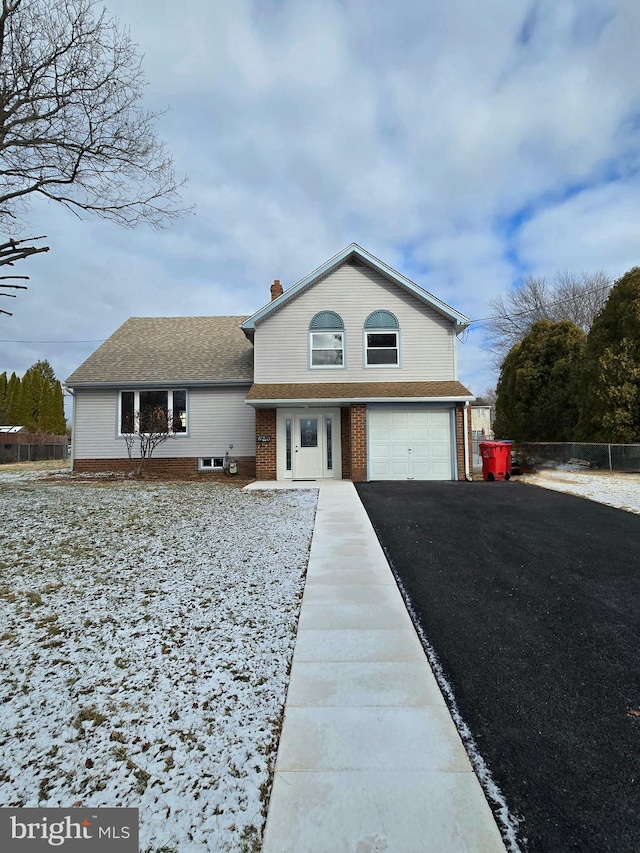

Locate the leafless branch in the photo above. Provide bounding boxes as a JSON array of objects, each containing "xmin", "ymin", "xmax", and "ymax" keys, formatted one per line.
[
  {"xmin": 484, "ymin": 270, "xmax": 612, "ymax": 367},
  {"xmin": 0, "ymin": 234, "xmax": 49, "ymax": 313},
  {"xmin": 0, "ymin": 0, "xmax": 190, "ymax": 230},
  {"xmin": 122, "ymin": 406, "xmax": 175, "ymax": 476}
]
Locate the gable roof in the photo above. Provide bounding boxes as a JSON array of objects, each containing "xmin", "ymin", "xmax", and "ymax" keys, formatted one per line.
[
  {"xmin": 66, "ymin": 317, "xmax": 253, "ymax": 387},
  {"xmin": 241, "ymin": 243, "xmax": 471, "ymax": 340}
]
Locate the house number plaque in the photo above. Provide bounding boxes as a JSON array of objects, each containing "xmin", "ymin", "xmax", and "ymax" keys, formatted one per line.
[{"xmin": 257, "ymin": 435, "xmax": 271, "ymax": 442}]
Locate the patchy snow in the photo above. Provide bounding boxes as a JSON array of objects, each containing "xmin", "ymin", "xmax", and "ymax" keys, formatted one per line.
[
  {"xmin": 0, "ymin": 471, "xmax": 317, "ymax": 853},
  {"xmin": 519, "ymin": 467, "xmax": 640, "ymax": 514}
]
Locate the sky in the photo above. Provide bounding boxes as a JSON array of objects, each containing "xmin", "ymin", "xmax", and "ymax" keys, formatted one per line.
[{"xmin": 2, "ymin": 0, "xmax": 640, "ymax": 418}]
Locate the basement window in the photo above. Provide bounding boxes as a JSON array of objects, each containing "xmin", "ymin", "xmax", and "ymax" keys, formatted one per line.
[{"xmin": 199, "ymin": 457, "xmax": 224, "ymax": 471}]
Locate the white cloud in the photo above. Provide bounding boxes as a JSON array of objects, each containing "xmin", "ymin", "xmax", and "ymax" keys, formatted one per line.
[
  {"xmin": 2, "ymin": 0, "xmax": 639, "ymax": 402},
  {"xmin": 516, "ymin": 174, "xmax": 640, "ymax": 278}
]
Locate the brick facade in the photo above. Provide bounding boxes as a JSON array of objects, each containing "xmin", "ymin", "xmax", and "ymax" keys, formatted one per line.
[
  {"xmin": 73, "ymin": 456, "xmax": 256, "ymax": 479},
  {"xmin": 349, "ymin": 404, "xmax": 367, "ymax": 483},
  {"xmin": 254, "ymin": 409, "xmax": 277, "ymax": 480}
]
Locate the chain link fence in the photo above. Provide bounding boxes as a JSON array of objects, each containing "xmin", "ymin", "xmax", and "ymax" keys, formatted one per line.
[{"xmin": 516, "ymin": 442, "xmax": 640, "ymax": 473}]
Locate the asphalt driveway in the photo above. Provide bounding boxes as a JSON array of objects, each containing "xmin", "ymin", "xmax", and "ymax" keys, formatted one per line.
[{"xmin": 356, "ymin": 480, "xmax": 640, "ymax": 853}]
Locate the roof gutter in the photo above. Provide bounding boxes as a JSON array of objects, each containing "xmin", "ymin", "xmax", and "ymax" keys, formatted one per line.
[{"xmin": 246, "ymin": 395, "xmax": 476, "ymax": 407}]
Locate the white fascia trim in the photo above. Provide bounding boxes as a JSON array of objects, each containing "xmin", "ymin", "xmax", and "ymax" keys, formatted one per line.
[
  {"xmin": 241, "ymin": 243, "xmax": 471, "ymax": 333},
  {"xmin": 246, "ymin": 395, "xmax": 476, "ymax": 407}
]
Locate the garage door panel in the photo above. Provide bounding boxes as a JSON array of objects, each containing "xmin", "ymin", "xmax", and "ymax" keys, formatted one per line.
[
  {"xmin": 370, "ymin": 446, "xmax": 389, "ymax": 461},
  {"xmin": 370, "ymin": 427, "xmax": 390, "ymax": 442},
  {"xmin": 411, "ymin": 461, "xmax": 431, "ymax": 476},
  {"xmin": 410, "ymin": 428, "xmax": 429, "ymax": 442},
  {"xmin": 430, "ymin": 445, "xmax": 450, "ymax": 460},
  {"xmin": 392, "ymin": 462, "xmax": 410, "ymax": 476},
  {"xmin": 391, "ymin": 428, "xmax": 409, "ymax": 441},
  {"xmin": 411, "ymin": 445, "xmax": 429, "ymax": 460},
  {"xmin": 369, "ymin": 408, "xmax": 453, "ymax": 481},
  {"xmin": 431, "ymin": 461, "xmax": 452, "ymax": 476},
  {"xmin": 390, "ymin": 412, "xmax": 409, "ymax": 425},
  {"xmin": 391, "ymin": 445, "xmax": 410, "ymax": 459}
]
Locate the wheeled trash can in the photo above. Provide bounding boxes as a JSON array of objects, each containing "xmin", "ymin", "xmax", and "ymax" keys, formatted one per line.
[{"xmin": 479, "ymin": 441, "xmax": 512, "ymax": 481}]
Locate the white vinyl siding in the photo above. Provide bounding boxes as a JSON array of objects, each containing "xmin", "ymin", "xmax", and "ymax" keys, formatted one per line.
[
  {"xmin": 253, "ymin": 262, "xmax": 455, "ymax": 383},
  {"xmin": 73, "ymin": 387, "xmax": 255, "ymax": 460}
]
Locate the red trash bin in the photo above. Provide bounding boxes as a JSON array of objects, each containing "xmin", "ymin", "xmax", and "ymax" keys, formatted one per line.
[{"xmin": 479, "ymin": 441, "xmax": 512, "ymax": 481}]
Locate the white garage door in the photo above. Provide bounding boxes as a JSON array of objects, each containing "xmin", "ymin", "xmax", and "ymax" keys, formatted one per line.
[{"xmin": 368, "ymin": 408, "xmax": 453, "ymax": 481}]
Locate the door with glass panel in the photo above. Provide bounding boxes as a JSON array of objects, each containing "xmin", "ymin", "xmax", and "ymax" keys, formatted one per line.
[
  {"xmin": 284, "ymin": 409, "xmax": 338, "ymax": 479},
  {"xmin": 294, "ymin": 414, "xmax": 323, "ymax": 478}
]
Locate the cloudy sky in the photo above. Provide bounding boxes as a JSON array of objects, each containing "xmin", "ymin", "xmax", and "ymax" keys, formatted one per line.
[{"xmin": 2, "ymin": 0, "xmax": 639, "ymax": 416}]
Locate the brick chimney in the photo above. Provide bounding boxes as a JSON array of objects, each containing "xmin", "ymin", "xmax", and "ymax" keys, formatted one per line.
[{"xmin": 270, "ymin": 279, "xmax": 283, "ymax": 301}]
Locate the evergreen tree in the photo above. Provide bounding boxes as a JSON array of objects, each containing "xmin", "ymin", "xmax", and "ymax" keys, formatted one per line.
[
  {"xmin": 39, "ymin": 380, "xmax": 67, "ymax": 434},
  {"xmin": 37, "ymin": 380, "xmax": 55, "ymax": 433},
  {"xmin": 494, "ymin": 320, "xmax": 586, "ymax": 442},
  {"xmin": 6, "ymin": 360, "xmax": 66, "ymax": 433},
  {"xmin": 17, "ymin": 369, "xmax": 39, "ymax": 430},
  {"xmin": 0, "ymin": 371, "xmax": 7, "ymax": 422},
  {"xmin": 578, "ymin": 267, "xmax": 640, "ymax": 442},
  {"xmin": 5, "ymin": 371, "xmax": 20, "ymax": 424},
  {"xmin": 31, "ymin": 360, "xmax": 56, "ymax": 386}
]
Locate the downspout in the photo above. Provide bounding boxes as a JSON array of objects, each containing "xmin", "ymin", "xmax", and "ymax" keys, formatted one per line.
[
  {"xmin": 463, "ymin": 401, "xmax": 472, "ymax": 481},
  {"xmin": 67, "ymin": 388, "xmax": 75, "ymax": 469}
]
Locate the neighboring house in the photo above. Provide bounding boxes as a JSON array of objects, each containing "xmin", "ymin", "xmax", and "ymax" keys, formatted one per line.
[
  {"xmin": 471, "ymin": 406, "xmax": 493, "ymax": 439},
  {"xmin": 66, "ymin": 244, "xmax": 475, "ymax": 481}
]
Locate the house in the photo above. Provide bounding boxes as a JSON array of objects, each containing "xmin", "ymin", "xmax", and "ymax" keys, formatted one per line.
[
  {"xmin": 471, "ymin": 405, "xmax": 493, "ymax": 439},
  {"xmin": 66, "ymin": 244, "xmax": 475, "ymax": 481}
]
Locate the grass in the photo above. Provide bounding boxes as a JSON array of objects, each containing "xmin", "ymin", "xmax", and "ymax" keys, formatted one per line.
[{"xmin": 0, "ymin": 473, "xmax": 316, "ymax": 853}]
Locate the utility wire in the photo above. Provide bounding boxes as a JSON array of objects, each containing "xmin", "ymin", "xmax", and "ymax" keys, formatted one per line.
[{"xmin": 465, "ymin": 280, "xmax": 612, "ymax": 328}]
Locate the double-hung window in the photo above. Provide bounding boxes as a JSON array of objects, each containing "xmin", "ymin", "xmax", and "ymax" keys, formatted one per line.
[
  {"xmin": 309, "ymin": 311, "xmax": 345, "ymax": 368},
  {"xmin": 364, "ymin": 311, "xmax": 400, "ymax": 366},
  {"xmin": 120, "ymin": 389, "xmax": 187, "ymax": 434}
]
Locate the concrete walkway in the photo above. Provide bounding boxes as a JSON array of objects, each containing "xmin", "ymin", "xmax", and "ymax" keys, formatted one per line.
[{"xmin": 257, "ymin": 480, "xmax": 507, "ymax": 853}]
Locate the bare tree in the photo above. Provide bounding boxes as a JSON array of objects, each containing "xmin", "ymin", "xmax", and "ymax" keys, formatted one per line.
[
  {"xmin": 122, "ymin": 405, "xmax": 176, "ymax": 476},
  {"xmin": 0, "ymin": 235, "xmax": 48, "ymax": 314},
  {"xmin": 0, "ymin": 0, "xmax": 188, "ymax": 306},
  {"xmin": 484, "ymin": 271, "xmax": 611, "ymax": 366}
]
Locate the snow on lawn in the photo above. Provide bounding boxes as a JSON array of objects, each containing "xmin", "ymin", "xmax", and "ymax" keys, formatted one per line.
[
  {"xmin": 519, "ymin": 467, "xmax": 640, "ymax": 514},
  {"xmin": 0, "ymin": 474, "xmax": 317, "ymax": 853}
]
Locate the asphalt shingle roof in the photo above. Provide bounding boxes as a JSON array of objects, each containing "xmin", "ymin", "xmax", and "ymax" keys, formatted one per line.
[
  {"xmin": 66, "ymin": 317, "xmax": 253, "ymax": 386},
  {"xmin": 246, "ymin": 381, "xmax": 473, "ymax": 401}
]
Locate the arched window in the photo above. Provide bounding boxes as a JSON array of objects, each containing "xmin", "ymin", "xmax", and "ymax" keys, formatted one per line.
[
  {"xmin": 310, "ymin": 311, "xmax": 344, "ymax": 330},
  {"xmin": 364, "ymin": 310, "xmax": 400, "ymax": 366},
  {"xmin": 309, "ymin": 312, "xmax": 345, "ymax": 368},
  {"xmin": 364, "ymin": 310, "xmax": 399, "ymax": 329}
]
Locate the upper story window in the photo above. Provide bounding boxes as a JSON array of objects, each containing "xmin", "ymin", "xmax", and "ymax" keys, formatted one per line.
[
  {"xmin": 309, "ymin": 311, "xmax": 345, "ymax": 368},
  {"xmin": 364, "ymin": 311, "xmax": 400, "ymax": 366},
  {"xmin": 120, "ymin": 389, "xmax": 187, "ymax": 435}
]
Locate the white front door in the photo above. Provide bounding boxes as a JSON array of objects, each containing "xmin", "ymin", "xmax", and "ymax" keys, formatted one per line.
[
  {"xmin": 294, "ymin": 413, "xmax": 324, "ymax": 478},
  {"xmin": 277, "ymin": 408, "xmax": 341, "ymax": 479}
]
